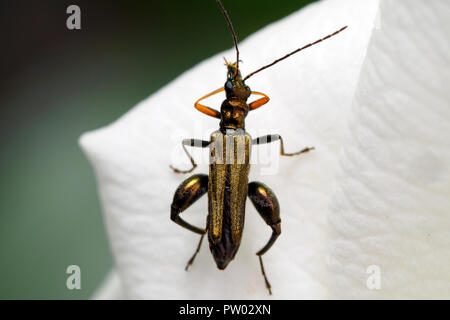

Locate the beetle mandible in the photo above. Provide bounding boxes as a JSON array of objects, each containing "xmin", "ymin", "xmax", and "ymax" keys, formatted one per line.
[{"xmin": 170, "ymin": 0, "xmax": 347, "ymax": 295}]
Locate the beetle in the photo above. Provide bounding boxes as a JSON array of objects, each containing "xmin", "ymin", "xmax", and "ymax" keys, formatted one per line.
[{"xmin": 170, "ymin": 0, "xmax": 347, "ymax": 294}]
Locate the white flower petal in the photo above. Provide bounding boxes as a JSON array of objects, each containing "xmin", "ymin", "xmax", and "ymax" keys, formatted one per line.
[{"xmin": 328, "ymin": 0, "xmax": 450, "ymax": 299}]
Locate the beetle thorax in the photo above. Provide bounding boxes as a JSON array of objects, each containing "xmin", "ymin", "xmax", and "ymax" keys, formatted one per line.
[{"xmin": 220, "ymin": 98, "xmax": 248, "ymax": 130}]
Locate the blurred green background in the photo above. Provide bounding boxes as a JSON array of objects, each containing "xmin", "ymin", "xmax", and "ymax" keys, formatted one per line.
[{"xmin": 0, "ymin": 0, "xmax": 315, "ymax": 299}]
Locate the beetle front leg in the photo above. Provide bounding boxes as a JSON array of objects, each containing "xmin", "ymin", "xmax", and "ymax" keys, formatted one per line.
[
  {"xmin": 248, "ymin": 181, "xmax": 281, "ymax": 295},
  {"xmin": 171, "ymin": 174, "xmax": 209, "ymax": 270},
  {"xmin": 252, "ymin": 134, "xmax": 314, "ymax": 157},
  {"xmin": 248, "ymin": 91, "xmax": 270, "ymax": 110},
  {"xmin": 194, "ymin": 87, "xmax": 223, "ymax": 118}
]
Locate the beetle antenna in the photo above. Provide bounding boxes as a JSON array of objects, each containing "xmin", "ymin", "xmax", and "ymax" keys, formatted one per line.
[
  {"xmin": 244, "ymin": 26, "xmax": 348, "ymax": 81},
  {"xmin": 216, "ymin": 0, "xmax": 240, "ymax": 78}
]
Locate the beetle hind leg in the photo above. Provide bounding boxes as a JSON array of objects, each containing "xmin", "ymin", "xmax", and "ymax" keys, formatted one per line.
[
  {"xmin": 171, "ymin": 174, "xmax": 209, "ymax": 269},
  {"xmin": 248, "ymin": 181, "xmax": 281, "ymax": 295}
]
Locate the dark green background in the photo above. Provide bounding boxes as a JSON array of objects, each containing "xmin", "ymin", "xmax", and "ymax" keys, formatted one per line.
[{"xmin": 0, "ymin": 0, "xmax": 315, "ymax": 299}]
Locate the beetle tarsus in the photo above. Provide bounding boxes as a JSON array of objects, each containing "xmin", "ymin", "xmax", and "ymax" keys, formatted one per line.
[
  {"xmin": 258, "ymin": 255, "xmax": 272, "ymax": 295},
  {"xmin": 283, "ymin": 145, "xmax": 315, "ymax": 156},
  {"xmin": 185, "ymin": 233, "xmax": 205, "ymax": 271},
  {"xmin": 170, "ymin": 164, "xmax": 197, "ymax": 174}
]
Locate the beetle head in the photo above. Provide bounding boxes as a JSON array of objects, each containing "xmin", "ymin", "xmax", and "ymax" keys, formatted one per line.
[{"xmin": 223, "ymin": 58, "xmax": 251, "ymax": 101}]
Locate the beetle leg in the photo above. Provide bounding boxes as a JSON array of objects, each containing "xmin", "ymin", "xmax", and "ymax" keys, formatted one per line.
[
  {"xmin": 171, "ymin": 174, "xmax": 209, "ymax": 268},
  {"xmin": 170, "ymin": 139, "xmax": 210, "ymax": 174},
  {"xmin": 194, "ymin": 87, "xmax": 224, "ymax": 118},
  {"xmin": 248, "ymin": 91, "xmax": 270, "ymax": 110},
  {"xmin": 185, "ymin": 233, "xmax": 205, "ymax": 271},
  {"xmin": 248, "ymin": 181, "xmax": 281, "ymax": 295},
  {"xmin": 252, "ymin": 134, "xmax": 314, "ymax": 156}
]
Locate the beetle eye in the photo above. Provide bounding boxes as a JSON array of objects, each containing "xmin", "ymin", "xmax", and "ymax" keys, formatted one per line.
[{"xmin": 225, "ymin": 80, "xmax": 233, "ymax": 92}]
